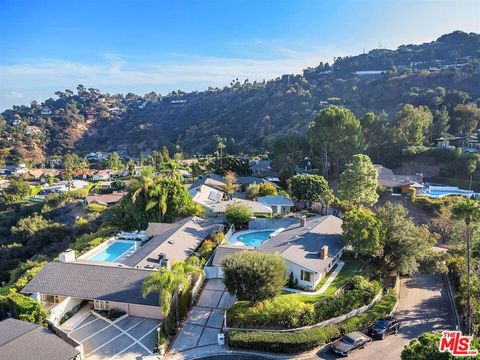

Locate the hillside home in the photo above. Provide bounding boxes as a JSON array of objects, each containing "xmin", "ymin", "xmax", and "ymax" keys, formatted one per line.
[
  {"xmin": 189, "ymin": 183, "xmax": 225, "ymax": 210},
  {"xmin": 0, "ymin": 318, "xmax": 81, "ymax": 360},
  {"xmin": 258, "ymin": 195, "xmax": 294, "ymax": 215},
  {"xmin": 84, "ymin": 191, "xmax": 127, "ymax": 207},
  {"xmin": 93, "ymin": 169, "xmax": 113, "ymax": 181},
  {"xmin": 249, "ymin": 160, "xmax": 276, "ymax": 177},
  {"xmin": 208, "ymin": 199, "xmax": 272, "ymax": 217},
  {"xmin": 40, "ymin": 107, "xmax": 52, "ymax": 115},
  {"xmin": 374, "ymin": 165, "xmax": 423, "ymax": 194},
  {"xmin": 259, "ymin": 215, "xmax": 344, "ymax": 290}
]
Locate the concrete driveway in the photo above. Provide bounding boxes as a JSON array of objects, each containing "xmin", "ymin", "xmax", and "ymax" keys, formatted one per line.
[
  {"xmin": 311, "ymin": 273, "xmax": 454, "ymax": 360},
  {"xmin": 169, "ymin": 279, "xmax": 236, "ymax": 354},
  {"xmin": 69, "ymin": 313, "xmax": 161, "ymax": 360}
]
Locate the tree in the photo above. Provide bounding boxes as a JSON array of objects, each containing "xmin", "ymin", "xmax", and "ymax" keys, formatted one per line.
[
  {"xmin": 222, "ymin": 251, "xmax": 286, "ymax": 302},
  {"xmin": 342, "ymin": 208, "xmax": 383, "ymax": 258},
  {"xmin": 453, "ymin": 103, "xmax": 480, "ymax": 135},
  {"xmin": 393, "ymin": 104, "xmax": 433, "ymax": 146},
  {"xmin": 338, "ymin": 154, "xmax": 379, "ymax": 206},
  {"xmin": 360, "ymin": 111, "xmax": 390, "ymax": 163},
  {"xmin": 290, "ymin": 174, "xmax": 330, "ymax": 208},
  {"xmin": 1, "ymin": 177, "xmax": 31, "ymax": 203},
  {"xmin": 401, "ymin": 332, "xmax": 451, "ymax": 360},
  {"xmin": 63, "ymin": 154, "xmax": 88, "ymax": 189},
  {"xmin": 223, "ymin": 171, "xmax": 239, "ymax": 199},
  {"xmin": 106, "ymin": 152, "xmax": 122, "ymax": 171},
  {"xmin": 160, "ymin": 160, "xmax": 182, "ymax": 180},
  {"xmin": 142, "ymin": 257, "xmax": 203, "ymax": 333},
  {"xmin": 432, "ymin": 106, "xmax": 450, "ymax": 137},
  {"xmin": 246, "ymin": 182, "xmax": 278, "ymax": 200},
  {"xmin": 452, "ymin": 198, "xmax": 480, "ymax": 335},
  {"xmin": 376, "ymin": 202, "xmax": 434, "ymax": 275},
  {"xmin": 308, "ymin": 107, "xmax": 365, "ymax": 177},
  {"xmin": 271, "ymin": 134, "xmax": 309, "ymax": 173},
  {"xmin": 225, "ymin": 202, "xmax": 252, "ymax": 228}
]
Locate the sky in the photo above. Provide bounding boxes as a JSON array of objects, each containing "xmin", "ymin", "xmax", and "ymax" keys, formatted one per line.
[{"xmin": 0, "ymin": 0, "xmax": 479, "ymax": 110}]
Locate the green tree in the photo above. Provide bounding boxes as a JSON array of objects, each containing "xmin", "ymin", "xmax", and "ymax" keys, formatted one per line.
[
  {"xmin": 225, "ymin": 202, "xmax": 252, "ymax": 228},
  {"xmin": 432, "ymin": 106, "xmax": 450, "ymax": 137},
  {"xmin": 342, "ymin": 208, "xmax": 383, "ymax": 258},
  {"xmin": 245, "ymin": 183, "xmax": 260, "ymax": 200},
  {"xmin": 453, "ymin": 103, "xmax": 480, "ymax": 136},
  {"xmin": 393, "ymin": 104, "xmax": 433, "ymax": 146},
  {"xmin": 271, "ymin": 134, "xmax": 309, "ymax": 173},
  {"xmin": 308, "ymin": 107, "xmax": 365, "ymax": 177},
  {"xmin": 160, "ymin": 160, "xmax": 182, "ymax": 180},
  {"xmin": 223, "ymin": 171, "xmax": 239, "ymax": 198},
  {"xmin": 222, "ymin": 251, "xmax": 286, "ymax": 302},
  {"xmin": 1, "ymin": 177, "xmax": 32, "ymax": 203},
  {"xmin": 376, "ymin": 202, "xmax": 434, "ymax": 275},
  {"xmin": 338, "ymin": 154, "xmax": 379, "ymax": 206},
  {"xmin": 401, "ymin": 332, "xmax": 451, "ymax": 360},
  {"xmin": 63, "ymin": 154, "xmax": 88, "ymax": 189},
  {"xmin": 290, "ymin": 174, "xmax": 330, "ymax": 208},
  {"xmin": 360, "ymin": 111, "xmax": 390, "ymax": 163},
  {"xmin": 106, "ymin": 152, "xmax": 122, "ymax": 171}
]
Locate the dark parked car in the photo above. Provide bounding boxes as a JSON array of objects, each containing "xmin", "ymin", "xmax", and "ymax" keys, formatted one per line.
[
  {"xmin": 369, "ymin": 316, "xmax": 400, "ymax": 339},
  {"xmin": 332, "ymin": 331, "xmax": 372, "ymax": 357}
]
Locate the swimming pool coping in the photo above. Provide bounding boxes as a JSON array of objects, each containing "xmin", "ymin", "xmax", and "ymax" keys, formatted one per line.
[
  {"xmin": 78, "ymin": 238, "xmax": 140, "ymax": 263},
  {"xmin": 228, "ymin": 228, "xmax": 285, "ymax": 247}
]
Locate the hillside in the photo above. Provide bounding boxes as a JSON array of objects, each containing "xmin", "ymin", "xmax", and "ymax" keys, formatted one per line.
[{"xmin": 1, "ymin": 31, "xmax": 479, "ymax": 164}]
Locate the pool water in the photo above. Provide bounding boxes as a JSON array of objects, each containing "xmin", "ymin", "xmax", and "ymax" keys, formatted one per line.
[
  {"xmin": 237, "ymin": 231, "xmax": 274, "ymax": 247},
  {"xmin": 89, "ymin": 240, "xmax": 136, "ymax": 262},
  {"xmin": 422, "ymin": 186, "xmax": 474, "ymax": 199}
]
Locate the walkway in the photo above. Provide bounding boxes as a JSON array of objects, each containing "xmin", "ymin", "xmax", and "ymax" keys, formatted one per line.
[
  {"xmin": 169, "ymin": 279, "xmax": 236, "ymax": 355},
  {"xmin": 282, "ymin": 261, "xmax": 345, "ymax": 295}
]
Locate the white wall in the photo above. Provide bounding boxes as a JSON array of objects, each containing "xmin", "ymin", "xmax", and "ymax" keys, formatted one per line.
[{"xmin": 284, "ymin": 259, "xmax": 321, "ymax": 290}]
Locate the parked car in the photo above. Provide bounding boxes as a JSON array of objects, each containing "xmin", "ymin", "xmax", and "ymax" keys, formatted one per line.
[
  {"xmin": 369, "ymin": 316, "xmax": 400, "ymax": 339},
  {"xmin": 332, "ymin": 331, "xmax": 372, "ymax": 357}
]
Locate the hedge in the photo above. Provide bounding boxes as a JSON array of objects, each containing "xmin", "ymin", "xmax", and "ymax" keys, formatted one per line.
[
  {"xmin": 6, "ymin": 291, "xmax": 48, "ymax": 324},
  {"xmin": 71, "ymin": 225, "xmax": 117, "ymax": 255},
  {"xmin": 227, "ymin": 290, "xmax": 397, "ymax": 354}
]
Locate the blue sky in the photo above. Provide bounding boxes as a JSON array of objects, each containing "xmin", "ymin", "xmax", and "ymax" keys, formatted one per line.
[{"xmin": 0, "ymin": 0, "xmax": 479, "ymax": 110}]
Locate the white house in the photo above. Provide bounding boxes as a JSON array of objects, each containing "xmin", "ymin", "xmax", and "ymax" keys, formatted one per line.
[{"xmin": 258, "ymin": 195, "xmax": 294, "ymax": 215}]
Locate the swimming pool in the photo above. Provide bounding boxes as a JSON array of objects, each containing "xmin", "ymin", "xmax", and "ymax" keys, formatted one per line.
[
  {"xmin": 420, "ymin": 186, "xmax": 475, "ymax": 199},
  {"xmin": 236, "ymin": 230, "xmax": 274, "ymax": 247},
  {"xmin": 89, "ymin": 240, "xmax": 137, "ymax": 262}
]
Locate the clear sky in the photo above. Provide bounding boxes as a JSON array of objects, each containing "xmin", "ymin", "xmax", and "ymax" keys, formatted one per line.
[{"xmin": 0, "ymin": 0, "xmax": 479, "ymax": 110}]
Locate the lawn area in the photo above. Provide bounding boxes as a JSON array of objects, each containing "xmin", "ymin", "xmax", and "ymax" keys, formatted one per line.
[{"xmin": 278, "ymin": 252, "xmax": 365, "ymax": 304}]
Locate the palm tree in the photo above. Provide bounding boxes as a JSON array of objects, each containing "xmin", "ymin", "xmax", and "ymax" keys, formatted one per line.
[
  {"xmin": 142, "ymin": 257, "xmax": 204, "ymax": 333},
  {"xmin": 190, "ymin": 162, "xmax": 201, "ymax": 183},
  {"xmin": 131, "ymin": 166, "xmax": 154, "ymax": 205},
  {"xmin": 146, "ymin": 180, "xmax": 168, "ymax": 223},
  {"xmin": 161, "ymin": 160, "xmax": 182, "ymax": 181},
  {"xmin": 452, "ymin": 198, "xmax": 480, "ymax": 335}
]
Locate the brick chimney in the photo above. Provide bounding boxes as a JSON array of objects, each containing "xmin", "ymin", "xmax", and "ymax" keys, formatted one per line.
[
  {"xmin": 300, "ymin": 215, "xmax": 307, "ymax": 227},
  {"xmin": 320, "ymin": 245, "xmax": 328, "ymax": 259}
]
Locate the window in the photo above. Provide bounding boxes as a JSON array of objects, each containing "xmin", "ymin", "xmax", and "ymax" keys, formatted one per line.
[
  {"xmin": 301, "ymin": 270, "xmax": 312, "ymax": 282},
  {"xmin": 94, "ymin": 300, "xmax": 110, "ymax": 310}
]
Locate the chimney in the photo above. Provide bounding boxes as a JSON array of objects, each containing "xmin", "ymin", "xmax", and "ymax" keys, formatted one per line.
[
  {"xmin": 300, "ymin": 215, "xmax": 307, "ymax": 227},
  {"xmin": 320, "ymin": 245, "xmax": 328, "ymax": 259},
  {"xmin": 59, "ymin": 249, "xmax": 76, "ymax": 262}
]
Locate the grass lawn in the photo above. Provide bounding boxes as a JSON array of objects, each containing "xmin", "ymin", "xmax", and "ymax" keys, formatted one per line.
[{"xmin": 278, "ymin": 252, "xmax": 365, "ymax": 304}]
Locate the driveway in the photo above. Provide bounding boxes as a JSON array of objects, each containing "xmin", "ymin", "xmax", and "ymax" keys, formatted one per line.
[
  {"xmin": 311, "ymin": 273, "xmax": 454, "ymax": 360},
  {"xmin": 68, "ymin": 313, "xmax": 161, "ymax": 360},
  {"xmin": 169, "ymin": 279, "xmax": 236, "ymax": 354}
]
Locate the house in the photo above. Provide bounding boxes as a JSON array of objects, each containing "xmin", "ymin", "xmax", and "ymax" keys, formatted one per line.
[
  {"xmin": 249, "ymin": 160, "xmax": 276, "ymax": 177},
  {"xmin": 435, "ymin": 135, "xmax": 480, "ymax": 153},
  {"xmin": 40, "ymin": 107, "xmax": 52, "ymax": 115},
  {"xmin": 236, "ymin": 176, "xmax": 276, "ymax": 189},
  {"xmin": 189, "ymin": 173, "xmax": 226, "ymax": 193},
  {"xmin": 1, "ymin": 163, "xmax": 28, "ymax": 176},
  {"xmin": 21, "ymin": 261, "xmax": 165, "ymax": 319},
  {"xmin": 258, "ymin": 195, "xmax": 294, "ymax": 215},
  {"xmin": 208, "ymin": 199, "xmax": 272, "ymax": 217},
  {"xmin": 189, "ymin": 184, "xmax": 225, "ymax": 210},
  {"xmin": 0, "ymin": 318, "xmax": 81, "ymax": 360},
  {"xmin": 73, "ymin": 168, "xmax": 95, "ymax": 180},
  {"xmin": 121, "ymin": 216, "xmax": 222, "ymax": 269},
  {"xmin": 22, "ymin": 168, "xmax": 45, "ymax": 180},
  {"xmin": 93, "ymin": 169, "xmax": 112, "ymax": 181},
  {"xmin": 374, "ymin": 165, "xmax": 423, "ymax": 194},
  {"xmin": 84, "ymin": 192, "xmax": 127, "ymax": 207},
  {"xmin": 259, "ymin": 215, "xmax": 344, "ymax": 290},
  {"xmin": 205, "ymin": 244, "xmax": 254, "ymax": 278}
]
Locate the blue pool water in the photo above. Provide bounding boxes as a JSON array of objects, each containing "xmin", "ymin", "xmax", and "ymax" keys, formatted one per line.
[
  {"xmin": 422, "ymin": 186, "xmax": 475, "ymax": 199},
  {"xmin": 237, "ymin": 231, "xmax": 274, "ymax": 247},
  {"xmin": 89, "ymin": 240, "xmax": 136, "ymax": 262}
]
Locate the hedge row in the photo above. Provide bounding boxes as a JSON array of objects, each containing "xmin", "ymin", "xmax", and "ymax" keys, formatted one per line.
[
  {"xmin": 0, "ymin": 291, "xmax": 48, "ymax": 325},
  {"xmin": 227, "ymin": 290, "xmax": 397, "ymax": 354}
]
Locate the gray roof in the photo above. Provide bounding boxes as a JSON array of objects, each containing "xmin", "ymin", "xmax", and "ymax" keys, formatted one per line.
[
  {"xmin": 0, "ymin": 318, "xmax": 79, "ymax": 360},
  {"xmin": 259, "ymin": 215, "xmax": 343, "ymax": 274},
  {"xmin": 258, "ymin": 195, "xmax": 294, "ymax": 207},
  {"xmin": 209, "ymin": 199, "xmax": 272, "ymax": 215},
  {"xmin": 21, "ymin": 262, "xmax": 159, "ymax": 306},
  {"xmin": 374, "ymin": 165, "xmax": 423, "ymax": 189},
  {"xmin": 249, "ymin": 160, "xmax": 272, "ymax": 171},
  {"xmin": 190, "ymin": 174, "xmax": 225, "ymax": 191},
  {"xmin": 211, "ymin": 244, "xmax": 253, "ymax": 267},
  {"xmin": 122, "ymin": 216, "xmax": 220, "ymax": 269},
  {"xmin": 236, "ymin": 176, "xmax": 269, "ymax": 185}
]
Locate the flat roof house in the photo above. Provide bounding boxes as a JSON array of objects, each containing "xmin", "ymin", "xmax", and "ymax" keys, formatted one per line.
[
  {"xmin": 259, "ymin": 215, "xmax": 344, "ymax": 290},
  {"xmin": 0, "ymin": 318, "xmax": 81, "ymax": 360},
  {"xmin": 258, "ymin": 195, "xmax": 294, "ymax": 215}
]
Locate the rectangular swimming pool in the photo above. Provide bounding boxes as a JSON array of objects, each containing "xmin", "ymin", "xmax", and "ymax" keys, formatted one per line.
[{"xmin": 89, "ymin": 240, "xmax": 137, "ymax": 262}]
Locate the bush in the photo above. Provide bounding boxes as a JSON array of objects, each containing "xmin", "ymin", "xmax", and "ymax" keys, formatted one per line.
[
  {"xmin": 227, "ymin": 290, "xmax": 397, "ymax": 354},
  {"xmin": 227, "ymin": 325, "xmax": 340, "ymax": 353},
  {"xmin": 225, "ymin": 203, "xmax": 252, "ymax": 228},
  {"xmin": 8, "ymin": 291, "xmax": 48, "ymax": 324},
  {"xmin": 197, "ymin": 232, "xmax": 224, "ymax": 260},
  {"xmin": 85, "ymin": 203, "xmax": 108, "ymax": 214},
  {"xmin": 71, "ymin": 226, "xmax": 117, "ymax": 255}
]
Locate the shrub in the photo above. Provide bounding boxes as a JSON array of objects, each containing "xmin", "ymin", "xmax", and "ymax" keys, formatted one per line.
[
  {"xmin": 71, "ymin": 226, "xmax": 117, "ymax": 255},
  {"xmin": 85, "ymin": 203, "xmax": 108, "ymax": 214},
  {"xmin": 225, "ymin": 203, "xmax": 252, "ymax": 228},
  {"xmin": 65, "ymin": 183, "xmax": 94, "ymax": 199},
  {"xmin": 8, "ymin": 291, "xmax": 48, "ymax": 324},
  {"xmin": 197, "ymin": 232, "xmax": 224, "ymax": 260},
  {"xmin": 227, "ymin": 325, "xmax": 340, "ymax": 353}
]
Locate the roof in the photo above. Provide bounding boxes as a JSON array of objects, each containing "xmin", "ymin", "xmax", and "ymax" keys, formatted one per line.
[
  {"xmin": 249, "ymin": 160, "xmax": 272, "ymax": 171},
  {"xmin": 21, "ymin": 262, "xmax": 160, "ymax": 306},
  {"xmin": 190, "ymin": 174, "xmax": 225, "ymax": 192},
  {"xmin": 259, "ymin": 215, "xmax": 344, "ymax": 274},
  {"xmin": 374, "ymin": 165, "xmax": 423, "ymax": 188},
  {"xmin": 122, "ymin": 216, "xmax": 220, "ymax": 269},
  {"xmin": 209, "ymin": 199, "xmax": 272, "ymax": 214},
  {"xmin": 211, "ymin": 244, "xmax": 253, "ymax": 267},
  {"xmin": 85, "ymin": 192, "xmax": 127, "ymax": 206},
  {"xmin": 0, "ymin": 318, "xmax": 79, "ymax": 360},
  {"xmin": 258, "ymin": 195, "xmax": 294, "ymax": 207},
  {"xmin": 236, "ymin": 176, "xmax": 269, "ymax": 186},
  {"xmin": 189, "ymin": 184, "xmax": 225, "ymax": 209}
]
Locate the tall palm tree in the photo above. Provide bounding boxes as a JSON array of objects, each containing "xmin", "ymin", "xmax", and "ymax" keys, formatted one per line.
[
  {"xmin": 452, "ymin": 198, "xmax": 480, "ymax": 335},
  {"xmin": 161, "ymin": 160, "xmax": 182, "ymax": 181},
  {"xmin": 142, "ymin": 257, "xmax": 204, "ymax": 333},
  {"xmin": 131, "ymin": 166, "xmax": 154, "ymax": 204},
  {"xmin": 146, "ymin": 180, "xmax": 168, "ymax": 223}
]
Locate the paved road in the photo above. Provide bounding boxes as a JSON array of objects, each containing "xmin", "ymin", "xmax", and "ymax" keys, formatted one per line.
[{"xmin": 311, "ymin": 273, "xmax": 454, "ymax": 360}]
